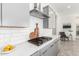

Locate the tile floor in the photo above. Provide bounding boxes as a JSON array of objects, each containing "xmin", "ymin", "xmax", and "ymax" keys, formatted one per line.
[{"xmin": 57, "ymin": 39, "xmax": 79, "ymax": 56}]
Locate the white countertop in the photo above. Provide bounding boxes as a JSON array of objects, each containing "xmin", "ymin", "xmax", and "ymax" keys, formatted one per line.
[{"xmin": 1, "ymin": 36, "xmax": 58, "ymax": 56}]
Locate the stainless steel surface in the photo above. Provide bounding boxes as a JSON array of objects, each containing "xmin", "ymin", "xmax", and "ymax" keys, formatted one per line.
[
  {"xmin": 30, "ymin": 9, "xmax": 49, "ymax": 19},
  {"xmin": 28, "ymin": 36, "xmax": 52, "ymax": 46}
]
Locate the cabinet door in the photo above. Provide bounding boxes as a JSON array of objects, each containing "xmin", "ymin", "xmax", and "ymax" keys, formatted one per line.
[
  {"xmin": 2, "ymin": 3, "xmax": 29, "ymax": 27},
  {"xmin": 41, "ymin": 47, "xmax": 52, "ymax": 56},
  {"xmin": 41, "ymin": 43, "xmax": 55, "ymax": 56},
  {"xmin": 41, "ymin": 43, "xmax": 52, "ymax": 56},
  {"xmin": 50, "ymin": 40, "xmax": 59, "ymax": 56},
  {"xmin": 41, "ymin": 40, "xmax": 59, "ymax": 56}
]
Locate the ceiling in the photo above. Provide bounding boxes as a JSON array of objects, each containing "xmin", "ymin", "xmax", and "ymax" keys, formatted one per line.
[{"xmin": 51, "ymin": 3, "xmax": 79, "ymax": 16}]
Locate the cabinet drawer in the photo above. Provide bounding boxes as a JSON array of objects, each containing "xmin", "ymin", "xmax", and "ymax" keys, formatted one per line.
[{"xmin": 40, "ymin": 44, "xmax": 50, "ymax": 55}]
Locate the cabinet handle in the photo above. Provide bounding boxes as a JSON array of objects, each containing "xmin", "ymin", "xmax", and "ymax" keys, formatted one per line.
[{"xmin": 42, "ymin": 49, "xmax": 48, "ymax": 54}]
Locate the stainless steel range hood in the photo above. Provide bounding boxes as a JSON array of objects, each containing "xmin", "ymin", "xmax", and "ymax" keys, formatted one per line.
[{"xmin": 30, "ymin": 3, "xmax": 49, "ymax": 19}]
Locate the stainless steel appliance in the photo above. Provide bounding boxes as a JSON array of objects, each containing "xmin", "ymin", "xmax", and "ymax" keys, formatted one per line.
[{"xmin": 28, "ymin": 36, "xmax": 52, "ymax": 46}]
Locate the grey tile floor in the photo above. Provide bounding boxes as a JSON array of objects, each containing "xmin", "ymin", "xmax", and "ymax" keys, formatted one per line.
[{"xmin": 57, "ymin": 40, "xmax": 79, "ymax": 56}]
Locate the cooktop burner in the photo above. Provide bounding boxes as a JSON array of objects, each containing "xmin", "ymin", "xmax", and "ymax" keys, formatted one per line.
[{"xmin": 28, "ymin": 36, "xmax": 52, "ymax": 46}]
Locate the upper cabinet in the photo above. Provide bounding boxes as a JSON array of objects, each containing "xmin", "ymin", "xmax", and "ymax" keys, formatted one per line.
[{"xmin": 1, "ymin": 3, "xmax": 29, "ymax": 27}]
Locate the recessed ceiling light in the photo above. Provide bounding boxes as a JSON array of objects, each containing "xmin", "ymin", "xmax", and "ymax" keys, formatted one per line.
[{"xmin": 67, "ymin": 5, "xmax": 71, "ymax": 8}]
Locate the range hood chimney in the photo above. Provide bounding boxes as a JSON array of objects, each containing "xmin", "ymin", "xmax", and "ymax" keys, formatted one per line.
[
  {"xmin": 34, "ymin": 3, "xmax": 37, "ymax": 9},
  {"xmin": 30, "ymin": 3, "xmax": 49, "ymax": 19}
]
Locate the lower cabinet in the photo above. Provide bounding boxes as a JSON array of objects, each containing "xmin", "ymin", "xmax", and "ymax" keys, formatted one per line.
[
  {"xmin": 51, "ymin": 40, "xmax": 59, "ymax": 56},
  {"xmin": 31, "ymin": 39, "xmax": 59, "ymax": 56},
  {"xmin": 41, "ymin": 39, "xmax": 59, "ymax": 56},
  {"xmin": 41, "ymin": 45, "xmax": 53, "ymax": 56}
]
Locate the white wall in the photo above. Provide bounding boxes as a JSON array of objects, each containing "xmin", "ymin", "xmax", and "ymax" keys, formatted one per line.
[
  {"xmin": 58, "ymin": 14, "xmax": 79, "ymax": 40},
  {"xmin": 2, "ymin": 3, "xmax": 29, "ymax": 27},
  {"xmin": 56, "ymin": 15, "xmax": 62, "ymax": 35}
]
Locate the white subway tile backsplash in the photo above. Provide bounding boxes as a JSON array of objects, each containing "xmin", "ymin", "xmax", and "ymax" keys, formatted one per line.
[
  {"xmin": 0, "ymin": 28, "xmax": 30, "ymax": 48},
  {"xmin": 40, "ymin": 29, "xmax": 53, "ymax": 37}
]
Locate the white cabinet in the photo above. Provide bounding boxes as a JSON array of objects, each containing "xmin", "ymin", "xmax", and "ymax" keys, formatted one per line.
[
  {"xmin": 41, "ymin": 40, "xmax": 59, "ymax": 56},
  {"xmin": 2, "ymin": 3, "xmax": 29, "ymax": 27},
  {"xmin": 41, "ymin": 42, "xmax": 55, "ymax": 56},
  {"xmin": 50, "ymin": 40, "xmax": 59, "ymax": 56},
  {"xmin": 40, "ymin": 39, "xmax": 59, "ymax": 56},
  {"xmin": 41, "ymin": 46, "xmax": 52, "ymax": 56},
  {"xmin": 40, "ymin": 43, "xmax": 50, "ymax": 56}
]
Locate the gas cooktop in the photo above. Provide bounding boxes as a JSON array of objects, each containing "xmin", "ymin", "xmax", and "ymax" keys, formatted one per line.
[{"xmin": 28, "ymin": 36, "xmax": 52, "ymax": 46}]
